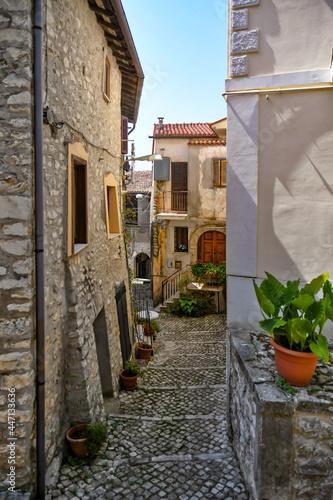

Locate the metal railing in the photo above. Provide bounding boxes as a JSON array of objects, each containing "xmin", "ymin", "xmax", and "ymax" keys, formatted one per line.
[
  {"xmin": 156, "ymin": 191, "xmax": 188, "ymax": 214},
  {"xmin": 161, "ymin": 265, "xmax": 223, "ymax": 306},
  {"xmin": 161, "ymin": 265, "xmax": 193, "ymax": 305}
]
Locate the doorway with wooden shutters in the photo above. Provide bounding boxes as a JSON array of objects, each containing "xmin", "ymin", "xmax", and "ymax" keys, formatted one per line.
[
  {"xmin": 171, "ymin": 162, "xmax": 188, "ymax": 212},
  {"xmin": 197, "ymin": 231, "xmax": 226, "ymax": 265}
]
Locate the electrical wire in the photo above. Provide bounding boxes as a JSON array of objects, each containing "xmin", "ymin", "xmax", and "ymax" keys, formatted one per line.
[{"xmin": 52, "ymin": 119, "xmax": 121, "ymax": 160}]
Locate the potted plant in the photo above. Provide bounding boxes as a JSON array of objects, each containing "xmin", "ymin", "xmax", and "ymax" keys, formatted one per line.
[
  {"xmin": 119, "ymin": 359, "xmax": 144, "ymax": 390},
  {"xmin": 253, "ymin": 272, "xmax": 332, "ymax": 386},
  {"xmin": 137, "ymin": 342, "xmax": 153, "ymax": 360},
  {"xmin": 66, "ymin": 423, "xmax": 107, "ymax": 458},
  {"xmin": 143, "ymin": 319, "xmax": 161, "ymax": 337},
  {"xmin": 191, "ymin": 260, "xmax": 218, "ymax": 284}
]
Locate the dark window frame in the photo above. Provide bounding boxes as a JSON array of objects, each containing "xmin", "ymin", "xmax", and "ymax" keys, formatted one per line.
[
  {"xmin": 213, "ymin": 159, "xmax": 226, "ymax": 187},
  {"xmin": 174, "ymin": 227, "xmax": 188, "ymax": 253},
  {"xmin": 72, "ymin": 155, "xmax": 88, "ymax": 251}
]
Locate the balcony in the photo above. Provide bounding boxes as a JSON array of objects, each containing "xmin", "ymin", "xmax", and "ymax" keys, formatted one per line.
[{"xmin": 156, "ymin": 191, "xmax": 188, "ymax": 214}]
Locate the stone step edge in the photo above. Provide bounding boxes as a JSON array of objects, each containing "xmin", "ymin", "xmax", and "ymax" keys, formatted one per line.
[
  {"xmin": 110, "ymin": 451, "xmax": 235, "ymax": 467},
  {"xmin": 107, "ymin": 413, "xmax": 226, "ymax": 422},
  {"xmin": 145, "ymin": 366, "xmax": 225, "ymax": 371},
  {"xmin": 138, "ymin": 384, "xmax": 225, "ymax": 391}
]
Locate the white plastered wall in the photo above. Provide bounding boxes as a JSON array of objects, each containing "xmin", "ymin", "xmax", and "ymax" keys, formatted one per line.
[{"xmin": 226, "ymin": 89, "xmax": 333, "ymax": 338}]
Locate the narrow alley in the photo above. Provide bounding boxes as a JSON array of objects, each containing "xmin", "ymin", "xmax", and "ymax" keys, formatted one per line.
[{"xmin": 47, "ymin": 314, "xmax": 248, "ymax": 500}]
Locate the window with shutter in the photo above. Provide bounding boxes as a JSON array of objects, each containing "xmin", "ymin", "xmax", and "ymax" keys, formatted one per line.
[
  {"xmin": 67, "ymin": 143, "xmax": 89, "ymax": 256},
  {"xmin": 121, "ymin": 116, "xmax": 128, "ymax": 154},
  {"xmin": 103, "ymin": 57, "xmax": 110, "ymax": 101},
  {"xmin": 104, "ymin": 173, "xmax": 121, "ymax": 237},
  {"xmin": 213, "ymin": 159, "xmax": 226, "ymax": 187}
]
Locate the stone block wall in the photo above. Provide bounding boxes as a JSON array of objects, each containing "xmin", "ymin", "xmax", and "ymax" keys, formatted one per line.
[
  {"xmin": 0, "ymin": 0, "xmax": 35, "ymax": 493},
  {"xmin": 227, "ymin": 329, "xmax": 333, "ymax": 500},
  {"xmin": 0, "ymin": 0, "xmax": 134, "ymax": 494}
]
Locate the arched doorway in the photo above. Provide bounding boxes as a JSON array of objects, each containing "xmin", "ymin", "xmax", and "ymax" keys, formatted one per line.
[
  {"xmin": 136, "ymin": 253, "xmax": 150, "ymax": 279},
  {"xmin": 197, "ymin": 231, "xmax": 226, "ymax": 265}
]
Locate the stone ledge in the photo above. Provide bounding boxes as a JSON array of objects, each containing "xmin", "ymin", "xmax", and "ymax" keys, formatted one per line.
[{"xmin": 227, "ymin": 328, "xmax": 333, "ymax": 500}]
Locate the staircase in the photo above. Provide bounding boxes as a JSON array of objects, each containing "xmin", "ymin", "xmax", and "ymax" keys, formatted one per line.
[{"xmin": 159, "ymin": 264, "xmax": 193, "ymax": 311}]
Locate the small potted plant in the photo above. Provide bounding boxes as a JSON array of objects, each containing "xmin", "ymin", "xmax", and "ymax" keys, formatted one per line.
[
  {"xmin": 191, "ymin": 260, "xmax": 218, "ymax": 284},
  {"xmin": 137, "ymin": 342, "xmax": 153, "ymax": 360},
  {"xmin": 119, "ymin": 359, "xmax": 144, "ymax": 390},
  {"xmin": 66, "ymin": 423, "xmax": 107, "ymax": 458},
  {"xmin": 143, "ymin": 319, "xmax": 161, "ymax": 338},
  {"xmin": 253, "ymin": 272, "xmax": 332, "ymax": 386}
]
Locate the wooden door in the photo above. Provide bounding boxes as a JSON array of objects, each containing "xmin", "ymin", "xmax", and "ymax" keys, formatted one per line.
[
  {"xmin": 198, "ymin": 231, "xmax": 226, "ymax": 265},
  {"xmin": 115, "ymin": 284, "xmax": 131, "ymax": 366}
]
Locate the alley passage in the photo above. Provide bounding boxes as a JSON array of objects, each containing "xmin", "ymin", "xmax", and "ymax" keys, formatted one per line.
[{"xmin": 48, "ymin": 314, "xmax": 248, "ymax": 500}]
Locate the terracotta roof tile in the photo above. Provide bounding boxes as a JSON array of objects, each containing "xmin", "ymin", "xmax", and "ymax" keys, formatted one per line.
[
  {"xmin": 152, "ymin": 122, "xmax": 218, "ymax": 138},
  {"xmin": 126, "ymin": 170, "xmax": 152, "ymax": 192},
  {"xmin": 188, "ymin": 139, "xmax": 226, "ymax": 146}
]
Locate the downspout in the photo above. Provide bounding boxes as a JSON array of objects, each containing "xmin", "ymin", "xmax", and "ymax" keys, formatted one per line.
[{"xmin": 34, "ymin": 0, "xmax": 45, "ymax": 498}]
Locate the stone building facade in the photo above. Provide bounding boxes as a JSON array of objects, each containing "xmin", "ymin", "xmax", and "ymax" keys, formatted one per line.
[
  {"xmin": 151, "ymin": 119, "xmax": 227, "ymax": 305},
  {"xmin": 124, "ymin": 170, "xmax": 153, "ymax": 280},
  {"xmin": 0, "ymin": 0, "xmax": 143, "ymax": 495},
  {"xmin": 226, "ymin": 0, "xmax": 333, "ymax": 337}
]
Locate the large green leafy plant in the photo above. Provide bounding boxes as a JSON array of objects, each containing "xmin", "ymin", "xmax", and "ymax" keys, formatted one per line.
[{"xmin": 253, "ymin": 272, "xmax": 333, "ymax": 362}]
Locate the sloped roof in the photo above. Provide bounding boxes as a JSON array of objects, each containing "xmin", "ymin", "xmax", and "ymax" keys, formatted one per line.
[
  {"xmin": 188, "ymin": 139, "xmax": 226, "ymax": 146},
  {"xmin": 152, "ymin": 122, "xmax": 218, "ymax": 138},
  {"xmin": 88, "ymin": 0, "xmax": 144, "ymax": 123},
  {"xmin": 126, "ymin": 170, "xmax": 152, "ymax": 192}
]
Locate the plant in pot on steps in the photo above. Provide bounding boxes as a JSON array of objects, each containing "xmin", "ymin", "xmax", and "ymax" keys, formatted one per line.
[
  {"xmin": 137, "ymin": 342, "xmax": 153, "ymax": 360},
  {"xmin": 143, "ymin": 319, "xmax": 160, "ymax": 339},
  {"xmin": 120, "ymin": 359, "xmax": 144, "ymax": 390},
  {"xmin": 66, "ymin": 423, "xmax": 107, "ymax": 458},
  {"xmin": 253, "ymin": 272, "xmax": 333, "ymax": 386}
]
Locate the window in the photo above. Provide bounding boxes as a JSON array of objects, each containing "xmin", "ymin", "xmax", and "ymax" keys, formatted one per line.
[
  {"xmin": 213, "ymin": 159, "xmax": 226, "ymax": 187},
  {"xmin": 124, "ymin": 194, "xmax": 138, "ymax": 225},
  {"xmin": 67, "ymin": 143, "xmax": 89, "ymax": 256},
  {"xmin": 103, "ymin": 56, "xmax": 110, "ymax": 101},
  {"xmin": 174, "ymin": 227, "xmax": 188, "ymax": 252},
  {"xmin": 121, "ymin": 116, "xmax": 128, "ymax": 154},
  {"xmin": 104, "ymin": 173, "xmax": 121, "ymax": 237}
]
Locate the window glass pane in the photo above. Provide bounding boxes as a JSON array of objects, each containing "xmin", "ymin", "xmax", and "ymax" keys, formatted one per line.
[
  {"xmin": 175, "ymin": 227, "xmax": 188, "ymax": 252},
  {"xmin": 73, "ymin": 160, "xmax": 87, "ymax": 244}
]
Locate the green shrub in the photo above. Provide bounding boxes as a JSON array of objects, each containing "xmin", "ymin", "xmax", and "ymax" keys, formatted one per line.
[
  {"xmin": 83, "ymin": 424, "xmax": 107, "ymax": 457},
  {"xmin": 171, "ymin": 294, "xmax": 214, "ymax": 317}
]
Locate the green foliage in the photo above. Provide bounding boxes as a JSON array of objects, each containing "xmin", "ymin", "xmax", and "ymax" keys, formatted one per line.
[
  {"xmin": 276, "ymin": 376, "xmax": 298, "ymax": 395},
  {"xmin": 67, "ymin": 455, "xmax": 81, "ymax": 466},
  {"xmin": 171, "ymin": 293, "xmax": 214, "ymax": 317},
  {"xmin": 143, "ymin": 319, "xmax": 161, "ymax": 333},
  {"xmin": 179, "ymin": 275, "xmax": 191, "ymax": 295},
  {"xmin": 124, "ymin": 360, "xmax": 144, "ymax": 378},
  {"xmin": 253, "ymin": 272, "xmax": 332, "ymax": 362},
  {"xmin": 179, "ymin": 296, "xmax": 197, "ymax": 315},
  {"xmin": 191, "ymin": 260, "xmax": 216, "ymax": 279},
  {"xmin": 83, "ymin": 424, "xmax": 107, "ymax": 457}
]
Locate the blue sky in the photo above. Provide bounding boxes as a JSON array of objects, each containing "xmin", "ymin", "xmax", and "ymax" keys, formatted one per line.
[{"xmin": 121, "ymin": 0, "xmax": 228, "ymax": 169}]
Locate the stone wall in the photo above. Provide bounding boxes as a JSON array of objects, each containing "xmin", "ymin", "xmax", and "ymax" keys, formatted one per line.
[
  {"xmin": 0, "ymin": 0, "xmax": 35, "ymax": 493},
  {"xmin": 227, "ymin": 329, "xmax": 333, "ymax": 500},
  {"xmin": 0, "ymin": 0, "xmax": 134, "ymax": 494}
]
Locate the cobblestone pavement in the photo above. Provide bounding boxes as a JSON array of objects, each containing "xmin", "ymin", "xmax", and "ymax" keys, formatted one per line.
[{"xmin": 47, "ymin": 314, "xmax": 248, "ymax": 500}]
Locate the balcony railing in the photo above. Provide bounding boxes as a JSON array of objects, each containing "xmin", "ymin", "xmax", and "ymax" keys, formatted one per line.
[{"xmin": 156, "ymin": 191, "xmax": 188, "ymax": 214}]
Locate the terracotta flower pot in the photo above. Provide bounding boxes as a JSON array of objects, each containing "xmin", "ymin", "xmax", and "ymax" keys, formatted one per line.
[
  {"xmin": 270, "ymin": 338, "xmax": 319, "ymax": 387},
  {"xmin": 66, "ymin": 424, "xmax": 88, "ymax": 458},
  {"xmin": 137, "ymin": 343, "xmax": 153, "ymax": 360},
  {"xmin": 120, "ymin": 369, "xmax": 138, "ymax": 390}
]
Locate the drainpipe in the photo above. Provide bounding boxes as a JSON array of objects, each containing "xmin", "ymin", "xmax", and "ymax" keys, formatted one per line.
[{"xmin": 34, "ymin": 0, "xmax": 45, "ymax": 498}]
